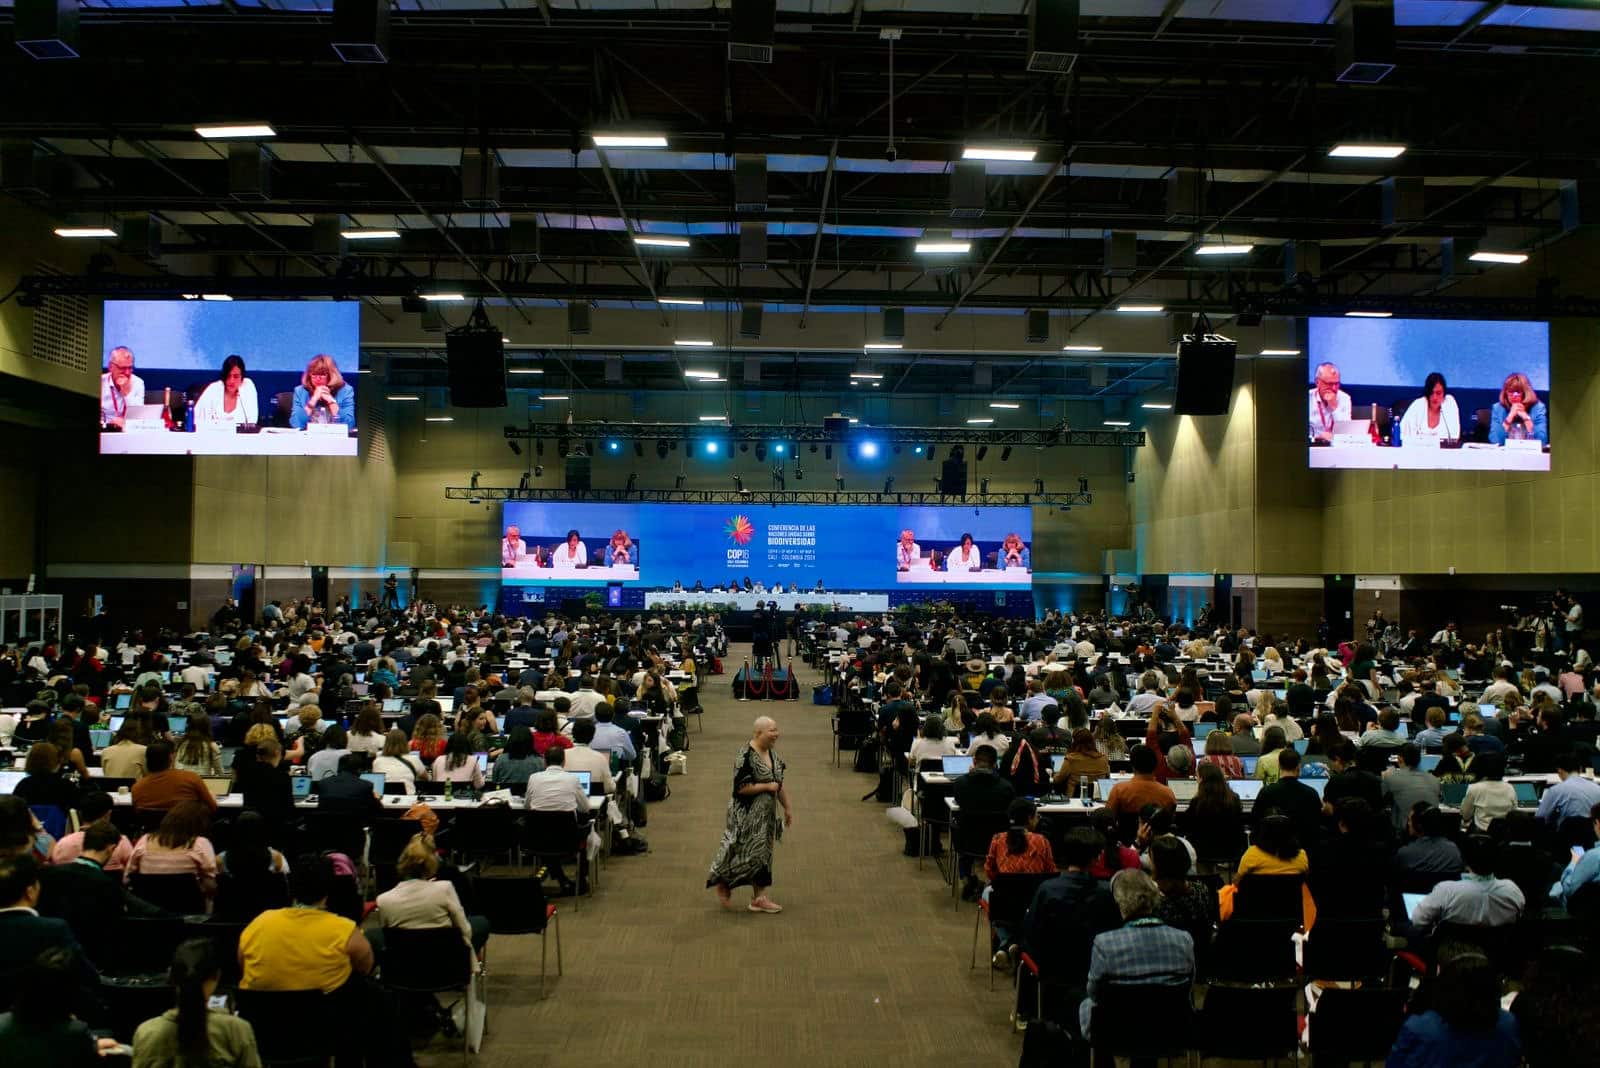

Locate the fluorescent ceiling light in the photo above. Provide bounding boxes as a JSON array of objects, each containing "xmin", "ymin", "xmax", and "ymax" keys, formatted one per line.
[
  {"xmin": 698, "ymin": 414, "xmax": 727, "ymax": 422},
  {"xmin": 634, "ymin": 236, "xmax": 690, "ymax": 248},
  {"xmin": 1328, "ymin": 143, "xmax": 1407, "ymax": 159},
  {"xmin": 1345, "ymin": 310, "xmax": 1393, "ymax": 318},
  {"xmin": 965, "ymin": 417, "xmax": 995, "ymax": 424},
  {"xmin": 848, "ymin": 418, "xmax": 860, "ymax": 424},
  {"xmin": 962, "ymin": 146, "xmax": 1037, "ymax": 162},
  {"xmin": 423, "ymin": 416, "xmax": 454, "ymax": 422},
  {"xmin": 1260, "ymin": 349, "xmax": 1302, "ymax": 356},
  {"xmin": 849, "ymin": 371, "xmax": 885, "ymax": 380},
  {"xmin": 1195, "ymin": 244, "xmax": 1255, "ymax": 256},
  {"xmin": 53, "ymin": 226, "xmax": 118, "ymax": 238},
  {"xmin": 915, "ymin": 241, "xmax": 972, "ymax": 254},
  {"xmin": 684, "ymin": 369, "xmax": 721, "ymax": 379},
  {"xmin": 386, "ymin": 394, "xmax": 420, "ymax": 401},
  {"xmin": 1103, "ymin": 419, "xmax": 1132, "ymax": 427},
  {"xmin": 658, "ymin": 297, "xmax": 704, "ymax": 306},
  {"xmin": 1469, "ymin": 251, "xmax": 1529, "ymax": 265},
  {"xmin": 674, "ymin": 339, "xmax": 715, "ymax": 348},
  {"xmin": 1062, "ymin": 344, "xmax": 1103, "ymax": 352},
  {"xmin": 1117, "ymin": 304, "xmax": 1165, "ymax": 313},
  {"xmin": 989, "ymin": 402, "xmax": 1021, "ymax": 410},
  {"xmin": 1141, "ymin": 402, "xmax": 1173, "ymax": 410},
  {"xmin": 201, "ymin": 294, "xmax": 233, "ymax": 301},
  {"xmin": 420, "ymin": 293, "xmax": 465, "ymax": 302},
  {"xmin": 341, "ymin": 228, "xmax": 401, "ymax": 240},
  {"xmin": 863, "ymin": 342, "xmax": 903, "ymax": 351},
  {"xmin": 693, "ymin": 376, "xmax": 726, "ymax": 383},
  {"xmin": 593, "ymin": 134, "xmax": 669, "ymax": 149},
  {"xmin": 538, "ymin": 395, "xmax": 570, "ymax": 401},
  {"xmin": 507, "ymin": 368, "xmax": 545, "ymax": 375},
  {"xmin": 195, "ymin": 123, "xmax": 276, "ymax": 139}
]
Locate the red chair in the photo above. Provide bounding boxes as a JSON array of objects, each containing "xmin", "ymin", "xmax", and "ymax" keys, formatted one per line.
[{"xmin": 1012, "ymin": 951, "xmax": 1044, "ymax": 1031}]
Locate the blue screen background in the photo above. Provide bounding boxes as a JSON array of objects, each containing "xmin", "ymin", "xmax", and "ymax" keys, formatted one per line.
[
  {"xmin": 1307, "ymin": 318, "xmax": 1549, "ymax": 391},
  {"xmin": 102, "ymin": 300, "xmax": 361, "ymax": 374}
]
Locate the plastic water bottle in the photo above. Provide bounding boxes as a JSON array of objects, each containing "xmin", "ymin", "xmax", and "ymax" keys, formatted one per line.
[{"xmin": 444, "ymin": 779, "xmax": 453, "ymax": 802}]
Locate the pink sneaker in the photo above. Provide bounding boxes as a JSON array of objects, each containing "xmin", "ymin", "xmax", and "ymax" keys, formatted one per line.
[{"xmin": 748, "ymin": 898, "xmax": 783, "ymax": 913}]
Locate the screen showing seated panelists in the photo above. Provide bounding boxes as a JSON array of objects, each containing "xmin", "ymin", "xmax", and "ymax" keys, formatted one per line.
[
  {"xmin": 99, "ymin": 300, "xmax": 361, "ymax": 456},
  {"xmin": 1306, "ymin": 317, "xmax": 1549, "ymax": 472},
  {"xmin": 499, "ymin": 503, "xmax": 1032, "ymax": 590}
]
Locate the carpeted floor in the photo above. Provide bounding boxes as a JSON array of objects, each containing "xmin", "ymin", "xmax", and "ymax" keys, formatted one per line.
[{"xmin": 421, "ymin": 643, "xmax": 1019, "ymax": 1067}]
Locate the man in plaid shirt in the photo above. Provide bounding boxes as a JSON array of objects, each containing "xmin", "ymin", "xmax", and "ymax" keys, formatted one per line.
[{"xmin": 1078, "ymin": 869, "xmax": 1195, "ymax": 1042}]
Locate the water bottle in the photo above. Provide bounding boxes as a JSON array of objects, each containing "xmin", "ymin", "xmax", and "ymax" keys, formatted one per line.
[
  {"xmin": 444, "ymin": 779, "xmax": 453, "ymax": 802},
  {"xmin": 186, "ymin": 398, "xmax": 196, "ymax": 433}
]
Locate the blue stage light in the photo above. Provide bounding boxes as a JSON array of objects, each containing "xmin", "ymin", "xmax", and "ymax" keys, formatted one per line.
[
  {"xmin": 774, "ymin": 442, "xmax": 787, "ymax": 455},
  {"xmin": 607, "ymin": 440, "xmax": 621, "ymax": 453},
  {"xmin": 705, "ymin": 441, "xmax": 720, "ymax": 455},
  {"xmin": 858, "ymin": 440, "xmax": 880, "ymax": 459}
]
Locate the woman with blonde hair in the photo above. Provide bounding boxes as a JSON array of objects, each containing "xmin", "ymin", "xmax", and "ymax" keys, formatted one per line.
[
  {"xmin": 290, "ymin": 353, "xmax": 354, "ymax": 429},
  {"xmin": 374, "ymin": 833, "xmax": 489, "ymax": 955},
  {"xmin": 1488, "ymin": 370, "xmax": 1547, "ymax": 445},
  {"xmin": 606, "ymin": 529, "xmax": 636, "ymax": 567}
]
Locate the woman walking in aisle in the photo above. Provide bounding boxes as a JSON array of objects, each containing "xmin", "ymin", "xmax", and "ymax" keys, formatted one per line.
[{"xmin": 707, "ymin": 716, "xmax": 793, "ymax": 914}]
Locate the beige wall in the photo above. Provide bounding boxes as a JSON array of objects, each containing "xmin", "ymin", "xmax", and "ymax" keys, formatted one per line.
[{"xmin": 0, "ymin": 201, "xmax": 102, "ymax": 399}]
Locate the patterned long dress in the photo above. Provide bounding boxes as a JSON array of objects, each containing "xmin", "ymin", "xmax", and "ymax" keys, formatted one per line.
[{"xmin": 706, "ymin": 745, "xmax": 786, "ymax": 890}]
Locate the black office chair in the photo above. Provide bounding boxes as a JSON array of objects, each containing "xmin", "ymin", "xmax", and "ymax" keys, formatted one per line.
[
  {"xmin": 471, "ymin": 872, "xmax": 562, "ymax": 999},
  {"xmin": 1197, "ymin": 984, "xmax": 1298, "ymax": 1062},
  {"xmin": 181, "ymin": 918, "xmax": 249, "ymax": 988},
  {"xmin": 368, "ymin": 817, "xmax": 427, "ymax": 895},
  {"xmin": 522, "ymin": 810, "xmax": 590, "ymax": 906},
  {"xmin": 1301, "ymin": 917, "xmax": 1390, "ymax": 982},
  {"xmin": 236, "ymin": 988, "xmax": 337, "ymax": 1067},
  {"xmin": 127, "ymin": 872, "xmax": 208, "ymax": 917},
  {"xmin": 950, "ymin": 809, "xmax": 1009, "ymax": 907},
  {"xmin": 377, "ymin": 927, "xmax": 480, "ymax": 1063},
  {"xmin": 970, "ymin": 871, "xmax": 1052, "ymax": 988},
  {"xmin": 448, "ymin": 804, "xmax": 523, "ymax": 869},
  {"xmin": 1306, "ymin": 987, "xmax": 1409, "ymax": 1063},
  {"xmin": 1087, "ymin": 981, "xmax": 1194, "ymax": 1066},
  {"xmin": 98, "ymin": 974, "xmax": 174, "ymax": 1043},
  {"xmin": 212, "ymin": 870, "xmax": 290, "ymax": 925}
]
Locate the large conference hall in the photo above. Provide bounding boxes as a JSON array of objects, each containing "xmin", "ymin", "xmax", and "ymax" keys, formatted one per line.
[{"xmin": 2, "ymin": 2, "xmax": 1599, "ymax": 1065}]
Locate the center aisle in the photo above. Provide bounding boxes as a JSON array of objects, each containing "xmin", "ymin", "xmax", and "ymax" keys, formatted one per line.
[{"xmin": 456, "ymin": 643, "xmax": 1017, "ymax": 1067}]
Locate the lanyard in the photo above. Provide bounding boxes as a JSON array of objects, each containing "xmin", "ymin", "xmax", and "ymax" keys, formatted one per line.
[{"xmin": 1316, "ymin": 396, "xmax": 1336, "ymax": 433}]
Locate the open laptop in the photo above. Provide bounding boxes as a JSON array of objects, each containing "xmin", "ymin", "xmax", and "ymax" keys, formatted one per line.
[
  {"xmin": 435, "ymin": 697, "xmax": 455, "ymax": 713},
  {"xmin": 202, "ymin": 777, "xmax": 232, "ymax": 798},
  {"xmin": 1292, "ymin": 739, "xmax": 1309, "ymax": 755},
  {"xmin": 109, "ymin": 716, "xmax": 125, "ymax": 733},
  {"xmin": 89, "ymin": 729, "xmax": 113, "ymax": 750},
  {"xmin": 112, "ymin": 693, "xmax": 133, "ymax": 711},
  {"xmin": 1513, "ymin": 781, "xmax": 1539, "ymax": 807},
  {"xmin": 381, "ymin": 698, "xmax": 405, "ymax": 713},
  {"xmin": 1097, "ymin": 778, "xmax": 1117, "ymax": 801},
  {"xmin": 1168, "ymin": 779, "xmax": 1200, "ymax": 802},
  {"xmin": 1240, "ymin": 755, "xmax": 1258, "ymax": 776},
  {"xmin": 573, "ymin": 770, "xmax": 595, "ymax": 795},
  {"xmin": 361, "ymin": 772, "xmax": 386, "ymax": 799},
  {"xmin": 1227, "ymin": 780, "xmax": 1264, "ymax": 803},
  {"xmin": 1440, "ymin": 782, "xmax": 1468, "ymax": 806},
  {"xmin": 941, "ymin": 755, "xmax": 974, "ymax": 777},
  {"xmin": 0, "ymin": 770, "xmax": 24, "ymax": 795},
  {"xmin": 291, "ymin": 776, "xmax": 313, "ymax": 799},
  {"xmin": 168, "ymin": 715, "xmax": 188, "ymax": 736},
  {"xmin": 474, "ymin": 753, "xmax": 489, "ymax": 774},
  {"xmin": 1419, "ymin": 754, "xmax": 1442, "ymax": 772},
  {"xmin": 1401, "ymin": 892, "xmax": 1427, "ymax": 924},
  {"xmin": 1303, "ymin": 777, "xmax": 1329, "ymax": 798},
  {"xmin": 1193, "ymin": 722, "xmax": 1217, "ymax": 740}
]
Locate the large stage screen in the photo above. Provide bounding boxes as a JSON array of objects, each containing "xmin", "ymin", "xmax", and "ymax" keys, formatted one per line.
[
  {"xmin": 499, "ymin": 503, "xmax": 1033, "ymax": 590},
  {"xmin": 99, "ymin": 300, "xmax": 361, "ymax": 456},
  {"xmin": 1306, "ymin": 317, "xmax": 1550, "ymax": 472}
]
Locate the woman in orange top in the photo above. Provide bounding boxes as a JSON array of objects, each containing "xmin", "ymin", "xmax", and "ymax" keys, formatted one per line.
[{"xmin": 982, "ymin": 798, "xmax": 1057, "ymax": 968}]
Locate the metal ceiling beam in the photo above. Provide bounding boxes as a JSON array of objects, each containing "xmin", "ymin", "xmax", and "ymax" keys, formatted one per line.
[
  {"xmin": 445, "ymin": 486, "xmax": 1096, "ymax": 507},
  {"xmin": 500, "ymin": 420, "xmax": 1144, "ymax": 447},
  {"xmin": 797, "ymin": 141, "xmax": 839, "ymax": 330},
  {"xmin": 594, "ymin": 146, "xmax": 668, "ymax": 325},
  {"xmin": 933, "ymin": 158, "xmax": 1066, "ymax": 330}
]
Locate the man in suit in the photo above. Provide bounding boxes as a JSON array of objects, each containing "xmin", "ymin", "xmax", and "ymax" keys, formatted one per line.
[
  {"xmin": 317, "ymin": 754, "xmax": 383, "ymax": 821},
  {"xmin": 0, "ymin": 853, "xmax": 99, "ymax": 1009}
]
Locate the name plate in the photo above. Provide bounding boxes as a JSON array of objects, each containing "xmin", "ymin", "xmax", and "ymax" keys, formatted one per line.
[
  {"xmin": 1332, "ymin": 433, "xmax": 1373, "ymax": 448},
  {"xmin": 306, "ymin": 423, "xmax": 347, "ymax": 436},
  {"xmin": 1504, "ymin": 438, "xmax": 1541, "ymax": 452},
  {"xmin": 124, "ymin": 419, "xmax": 167, "ymax": 433}
]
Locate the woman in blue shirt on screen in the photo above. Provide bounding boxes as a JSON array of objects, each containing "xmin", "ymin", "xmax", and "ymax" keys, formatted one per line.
[
  {"xmin": 289, "ymin": 353, "xmax": 355, "ymax": 429},
  {"xmin": 999, "ymin": 532, "xmax": 1030, "ymax": 571},
  {"xmin": 1487, "ymin": 371, "xmax": 1548, "ymax": 445}
]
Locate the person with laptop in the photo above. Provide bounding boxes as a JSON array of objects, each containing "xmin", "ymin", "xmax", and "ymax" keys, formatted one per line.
[
  {"xmin": 526, "ymin": 747, "xmax": 593, "ymax": 897},
  {"xmin": 951, "ymin": 745, "xmax": 1016, "ymax": 901},
  {"xmin": 1382, "ymin": 744, "xmax": 1443, "ymax": 834},
  {"xmin": 1253, "ymin": 749, "xmax": 1322, "ymax": 848},
  {"xmin": 1103, "ymin": 745, "xmax": 1176, "ymax": 822},
  {"xmin": 1406, "ymin": 835, "xmax": 1524, "ymax": 942},
  {"xmin": 1457, "ymin": 752, "xmax": 1517, "ymax": 832},
  {"xmin": 589, "ymin": 705, "xmax": 637, "ymax": 764},
  {"xmin": 1392, "ymin": 803, "xmax": 1464, "ymax": 889},
  {"xmin": 131, "ymin": 742, "xmax": 217, "ymax": 815},
  {"xmin": 316, "ymin": 754, "xmax": 384, "ymax": 821},
  {"xmin": 564, "ymin": 720, "xmax": 616, "ymax": 795},
  {"xmin": 1534, "ymin": 749, "xmax": 1600, "ymax": 826}
]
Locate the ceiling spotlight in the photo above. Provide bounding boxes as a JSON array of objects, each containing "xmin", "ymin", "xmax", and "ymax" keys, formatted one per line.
[
  {"xmin": 535, "ymin": 464, "xmax": 545, "ymax": 477},
  {"xmin": 656, "ymin": 440, "xmax": 668, "ymax": 459},
  {"xmin": 1327, "ymin": 143, "xmax": 1407, "ymax": 159},
  {"xmin": 698, "ymin": 414, "xmax": 727, "ymax": 422},
  {"xmin": 507, "ymin": 367, "xmax": 545, "ymax": 376},
  {"xmin": 606, "ymin": 440, "xmax": 622, "ymax": 453},
  {"xmin": 1078, "ymin": 476, "xmax": 1090, "ymax": 494},
  {"xmin": 1000, "ymin": 446, "xmax": 1012, "ymax": 461},
  {"xmin": 1469, "ymin": 251, "xmax": 1529, "ymax": 265},
  {"xmin": 980, "ymin": 478, "xmax": 990, "ymax": 495},
  {"xmin": 684, "ymin": 369, "xmax": 721, "ymax": 378},
  {"xmin": 863, "ymin": 343, "xmax": 902, "ymax": 351},
  {"xmin": 773, "ymin": 443, "xmax": 786, "ymax": 456},
  {"xmin": 1103, "ymin": 419, "xmax": 1132, "ymax": 427},
  {"xmin": 849, "ymin": 371, "xmax": 885, "ymax": 380},
  {"xmin": 674, "ymin": 473, "xmax": 686, "ymax": 489},
  {"xmin": 633, "ymin": 441, "xmax": 644, "ymax": 458},
  {"xmin": 912, "ymin": 445, "xmax": 923, "ymax": 455},
  {"xmin": 386, "ymin": 394, "xmax": 420, "ymax": 401},
  {"xmin": 538, "ymin": 394, "xmax": 570, "ymax": 401},
  {"xmin": 593, "ymin": 133, "xmax": 669, "ymax": 148},
  {"xmin": 195, "ymin": 123, "xmax": 277, "ymax": 139},
  {"xmin": 424, "ymin": 416, "xmax": 454, "ymax": 423},
  {"xmin": 858, "ymin": 440, "xmax": 880, "ymax": 459},
  {"xmin": 704, "ymin": 441, "xmax": 721, "ymax": 455},
  {"xmin": 200, "ymin": 294, "xmax": 233, "ymax": 302},
  {"xmin": 962, "ymin": 145, "xmax": 1037, "ymax": 162},
  {"xmin": 626, "ymin": 473, "xmax": 637, "ymax": 491},
  {"xmin": 634, "ymin": 235, "xmax": 691, "ymax": 248},
  {"xmin": 834, "ymin": 476, "xmax": 845, "ymax": 491},
  {"xmin": 976, "ymin": 445, "xmax": 989, "ymax": 461},
  {"xmin": 965, "ymin": 417, "xmax": 994, "ymax": 425}
]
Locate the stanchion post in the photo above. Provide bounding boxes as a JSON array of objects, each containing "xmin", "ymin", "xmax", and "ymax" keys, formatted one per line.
[{"xmin": 739, "ymin": 656, "xmax": 751, "ymax": 701}]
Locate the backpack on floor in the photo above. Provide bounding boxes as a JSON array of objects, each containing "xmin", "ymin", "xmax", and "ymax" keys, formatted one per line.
[{"xmin": 644, "ymin": 772, "xmax": 671, "ymax": 802}]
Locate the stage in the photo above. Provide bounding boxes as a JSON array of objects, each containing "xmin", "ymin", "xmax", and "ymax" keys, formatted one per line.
[{"xmin": 731, "ymin": 665, "xmax": 800, "ymax": 700}]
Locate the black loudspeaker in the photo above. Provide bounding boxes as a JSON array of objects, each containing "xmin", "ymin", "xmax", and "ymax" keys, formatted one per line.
[
  {"xmin": 728, "ymin": 0, "xmax": 776, "ymax": 63},
  {"xmin": 939, "ymin": 457, "xmax": 968, "ymax": 495},
  {"xmin": 564, "ymin": 454, "xmax": 592, "ymax": 492},
  {"xmin": 446, "ymin": 329, "xmax": 507, "ymax": 408},
  {"xmin": 310, "ymin": 566, "xmax": 329, "ymax": 608},
  {"xmin": 740, "ymin": 305, "xmax": 764, "ymax": 339},
  {"xmin": 1174, "ymin": 336, "xmax": 1238, "ymax": 416}
]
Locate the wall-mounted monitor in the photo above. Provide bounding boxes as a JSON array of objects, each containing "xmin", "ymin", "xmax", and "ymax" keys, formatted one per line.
[
  {"xmin": 99, "ymin": 300, "xmax": 361, "ymax": 456},
  {"xmin": 1307, "ymin": 317, "xmax": 1549, "ymax": 472}
]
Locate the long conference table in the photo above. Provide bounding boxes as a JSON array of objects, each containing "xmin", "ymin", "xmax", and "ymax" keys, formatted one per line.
[
  {"xmin": 645, "ymin": 591, "xmax": 889, "ymax": 611},
  {"xmin": 1308, "ymin": 442, "xmax": 1549, "ymax": 471},
  {"xmin": 110, "ymin": 787, "xmax": 608, "ymax": 814},
  {"xmin": 100, "ymin": 429, "xmax": 358, "ymax": 456}
]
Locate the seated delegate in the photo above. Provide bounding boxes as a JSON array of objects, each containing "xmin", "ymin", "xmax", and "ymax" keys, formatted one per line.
[
  {"xmin": 192, "ymin": 354, "xmax": 258, "ymax": 428},
  {"xmin": 289, "ymin": 353, "xmax": 354, "ymax": 430},
  {"xmin": 1397, "ymin": 371, "xmax": 1461, "ymax": 444},
  {"xmin": 1487, "ymin": 371, "xmax": 1548, "ymax": 446}
]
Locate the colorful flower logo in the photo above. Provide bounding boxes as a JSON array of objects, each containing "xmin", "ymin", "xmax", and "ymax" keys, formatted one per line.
[{"xmin": 724, "ymin": 514, "xmax": 755, "ymax": 545}]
